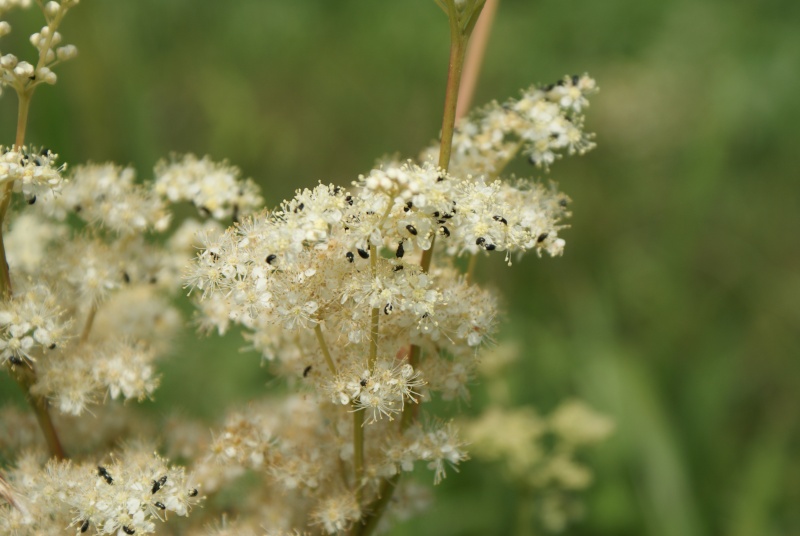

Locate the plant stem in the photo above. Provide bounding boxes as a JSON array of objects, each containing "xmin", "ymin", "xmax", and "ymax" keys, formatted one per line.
[
  {"xmin": 368, "ymin": 245, "xmax": 379, "ymax": 371},
  {"xmin": 0, "ymin": 92, "xmax": 31, "ymax": 299},
  {"xmin": 11, "ymin": 366, "xmax": 66, "ymax": 460},
  {"xmin": 353, "ymin": 408, "xmax": 365, "ymax": 504},
  {"xmin": 354, "ymin": 4, "xmax": 489, "ymax": 535},
  {"xmin": 355, "ymin": 244, "xmax": 380, "ymax": 505},
  {"xmin": 437, "ymin": 25, "xmax": 468, "ymax": 172},
  {"xmin": 3, "ymin": 90, "xmax": 67, "ymax": 460},
  {"xmin": 14, "ymin": 90, "xmax": 31, "ymax": 150},
  {"xmin": 314, "ymin": 324, "xmax": 338, "ymax": 375},
  {"xmin": 79, "ymin": 304, "xmax": 98, "ymax": 345},
  {"xmin": 354, "ymin": 473, "xmax": 400, "ymax": 536}
]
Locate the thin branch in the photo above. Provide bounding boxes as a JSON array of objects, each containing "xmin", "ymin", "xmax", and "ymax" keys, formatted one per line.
[{"xmin": 314, "ymin": 324, "xmax": 338, "ymax": 375}]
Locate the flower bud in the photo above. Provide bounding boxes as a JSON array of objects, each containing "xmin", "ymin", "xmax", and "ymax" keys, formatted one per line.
[
  {"xmin": 38, "ymin": 67, "xmax": 57, "ymax": 84},
  {"xmin": 0, "ymin": 54, "xmax": 18, "ymax": 69},
  {"xmin": 44, "ymin": 1, "xmax": 60, "ymax": 17},
  {"xmin": 14, "ymin": 61, "xmax": 34, "ymax": 78},
  {"xmin": 56, "ymin": 44, "xmax": 77, "ymax": 61}
]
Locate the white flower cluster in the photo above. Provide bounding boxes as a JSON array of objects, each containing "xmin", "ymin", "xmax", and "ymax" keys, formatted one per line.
[
  {"xmin": 38, "ymin": 163, "xmax": 171, "ymax": 233},
  {"xmin": 154, "ymin": 153, "xmax": 264, "ymax": 221},
  {"xmin": 0, "ymin": 284, "xmax": 69, "ymax": 366},
  {"xmin": 465, "ymin": 401, "xmax": 614, "ymax": 532},
  {"xmin": 187, "ymin": 394, "xmax": 461, "ymax": 533},
  {"xmin": 0, "ymin": 56, "xmax": 598, "ymax": 532},
  {"xmin": 0, "ymin": 0, "xmax": 79, "ymax": 96},
  {"xmin": 380, "ymin": 420, "xmax": 469, "ymax": 484},
  {"xmin": 0, "ymin": 446, "xmax": 201, "ymax": 535},
  {"xmin": 2, "ymin": 155, "xmax": 260, "ymax": 416},
  {"xmin": 327, "ymin": 360, "xmax": 424, "ymax": 423},
  {"xmin": 465, "ymin": 341, "xmax": 614, "ymax": 533},
  {"xmin": 423, "ymin": 74, "xmax": 598, "ymax": 175},
  {"xmin": 174, "ymin": 76, "xmax": 599, "ymax": 531},
  {"xmin": 0, "ymin": 146, "xmax": 64, "ymax": 202}
]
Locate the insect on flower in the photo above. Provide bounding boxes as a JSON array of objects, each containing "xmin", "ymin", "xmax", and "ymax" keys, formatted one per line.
[
  {"xmin": 151, "ymin": 475, "xmax": 167, "ymax": 494},
  {"xmin": 97, "ymin": 466, "xmax": 113, "ymax": 485}
]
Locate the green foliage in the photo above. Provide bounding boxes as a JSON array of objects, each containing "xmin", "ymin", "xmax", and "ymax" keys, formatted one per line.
[{"xmin": 2, "ymin": 0, "xmax": 798, "ymax": 533}]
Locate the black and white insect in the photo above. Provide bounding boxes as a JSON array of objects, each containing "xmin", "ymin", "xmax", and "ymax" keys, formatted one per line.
[
  {"xmin": 80, "ymin": 520, "xmax": 90, "ymax": 533},
  {"xmin": 123, "ymin": 526, "xmax": 135, "ymax": 535},
  {"xmin": 97, "ymin": 466, "xmax": 113, "ymax": 485},
  {"xmin": 357, "ymin": 248, "xmax": 370, "ymax": 259},
  {"xmin": 151, "ymin": 475, "xmax": 167, "ymax": 494}
]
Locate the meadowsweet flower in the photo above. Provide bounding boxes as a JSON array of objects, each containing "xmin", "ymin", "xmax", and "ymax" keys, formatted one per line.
[
  {"xmin": 411, "ymin": 421, "xmax": 469, "ymax": 484},
  {"xmin": 0, "ymin": 445, "xmax": 201, "ymax": 535},
  {"xmin": 154, "ymin": 154, "xmax": 263, "ymax": 221},
  {"xmin": 1, "ymin": 5, "xmax": 603, "ymax": 526},
  {"xmin": 0, "ymin": 284, "xmax": 69, "ymax": 366},
  {"xmin": 422, "ymin": 74, "xmax": 598, "ymax": 175},
  {"xmin": 309, "ymin": 490, "xmax": 361, "ymax": 534},
  {"xmin": 463, "ymin": 399, "xmax": 613, "ymax": 533},
  {"xmin": 38, "ymin": 163, "xmax": 171, "ymax": 233},
  {"xmin": 0, "ymin": 147, "xmax": 64, "ymax": 202},
  {"xmin": 549, "ymin": 399, "xmax": 615, "ymax": 446},
  {"xmin": 326, "ymin": 360, "xmax": 424, "ymax": 423},
  {"xmin": 0, "ymin": 0, "xmax": 78, "ymax": 95}
]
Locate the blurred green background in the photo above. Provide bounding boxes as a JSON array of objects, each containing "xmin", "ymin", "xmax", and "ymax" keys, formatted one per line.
[{"xmin": 2, "ymin": 0, "xmax": 799, "ymax": 534}]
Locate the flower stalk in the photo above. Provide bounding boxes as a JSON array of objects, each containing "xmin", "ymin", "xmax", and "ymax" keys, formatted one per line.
[
  {"xmin": 314, "ymin": 324, "xmax": 338, "ymax": 375},
  {"xmin": 2, "ymin": 80, "xmax": 66, "ymax": 461},
  {"xmin": 354, "ymin": 2, "xmax": 487, "ymax": 534}
]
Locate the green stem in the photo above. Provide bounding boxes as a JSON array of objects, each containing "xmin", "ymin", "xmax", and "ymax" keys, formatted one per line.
[
  {"xmin": 353, "ymin": 407, "xmax": 365, "ymax": 504},
  {"xmin": 2, "ymin": 91, "xmax": 66, "ymax": 460},
  {"xmin": 354, "ymin": 473, "xmax": 400, "ymax": 536},
  {"xmin": 437, "ymin": 31, "xmax": 468, "ymax": 172},
  {"xmin": 11, "ymin": 366, "xmax": 66, "ymax": 460},
  {"xmin": 355, "ymin": 244, "xmax": 380, "ymax": 505},
  {"xmin": 14, "ymin": 91, "xmax": 31, "ymax": 150},
  {"xmin": 313, "ymin": 324, "xmax": 338, "ymax": 375},
  {"xmin": 368, "ymin": 246, "xmax": 379, "ymax": 371},
  {"xmin": 354, "ymin": 4, "xmax": 484, "ymax": 535},
  {"xmin": 79, "ymin": 304, "xmax": 98, "ymax": 345},
  {"xmin": 0, "ymin": 92, "xmax": 32, "ymax": 299}
]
